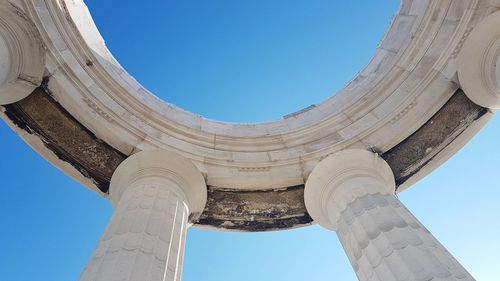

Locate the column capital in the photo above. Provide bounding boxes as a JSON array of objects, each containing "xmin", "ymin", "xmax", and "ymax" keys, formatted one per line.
[
  {"xmin": 458, "ymin": 10, "xmax": 500, "ymax": 109},
  {"xmin": 110, "ymin": 149, "xmax": 207, "ymax": 221},
  {"xmin": 304, "ymin": 149, "xmax": 395, "ymax": 230},
  {"xmin": 0, "ymin": 2, "xmax": 45, "ymax": 105}
]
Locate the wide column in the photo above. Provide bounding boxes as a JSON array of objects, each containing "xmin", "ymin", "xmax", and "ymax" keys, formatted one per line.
[
  {"xmin": 0, "ymin": 2, "xmax": 45, "ymax": 105},
  {"xmin": 305, "ymin": 149, "xmax": 474, "ymax": 281},
  {"xmin": 79, "ymin": 150, "xmax": 207, "ymax": 281},
  {"xmin": 458, "ymin": 10, "xmax": 500, "ymax": 109}
]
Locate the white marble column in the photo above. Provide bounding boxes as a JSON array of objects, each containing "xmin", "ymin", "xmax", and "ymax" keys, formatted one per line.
[
  {"xmin": 80, "ymin": 150, "xmax": 207, "ymax": 281},
  {"xmin": 458, "ymin": 10, "xmax": 500, "ymax": 109},
  {"xmin": 0, "ymin": 33, "xmax": 11, "ymax": 89},
  {"xmin": 0, "ymin": 2, "xmax": 45, "ymax": 105},
  {"xmin": 305, "ymin": 149, "xmax": 474, "ymax": 281}
]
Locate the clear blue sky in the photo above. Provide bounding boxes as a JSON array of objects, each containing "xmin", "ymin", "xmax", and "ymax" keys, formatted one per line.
[{"xmin": 1, "ymin": 1, "xmax": 499, "ymax": 280}]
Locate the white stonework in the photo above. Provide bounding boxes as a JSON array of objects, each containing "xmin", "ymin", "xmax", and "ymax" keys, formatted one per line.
[
  {"xmin": 0, "ymin": 1, "xmax": 497, "ymax": 194},
  {"xmin": 80, "ymin": 150, "xmax": 207, "ymax": 281},
  {"xmin": 79, "ymin": 183, "xmax": 189, "ymax": 281},
  {"xmin": 304, "ymin": 150, "xmax": 395, "ymax": 231},
  {"xmin": 0, "ymin": 34, "xmax": 10, "ymax": 86},
  {"xmin": 0, "ymin": 0, "xmax": 499, "ymax": 279},
  {"xmin": 459, "ymin": 10, "xmax": 500, "ymax": 109},
  {"xmin": 13, "ymin": 0, "xmax": 496, "ymax": 191},
  {"xmin": 0, "ymin": 2, "xmax": 44, "ymax": 105},
  {"xmin": 496, "ymin": 55, "xmax": 500, "ymax": 89},
  {"xmin": 305, "ymin": 150, "xmax": 474, "ymax": 281}
]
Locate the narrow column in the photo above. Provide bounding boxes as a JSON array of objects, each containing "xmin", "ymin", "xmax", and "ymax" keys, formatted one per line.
[
  {"xmin": 80, "ymin": 150, "xmax": 207, "ymax": 281},
  {"xmin": 305, "ymin": 149, "xmax": 474, "ymax": 281}
]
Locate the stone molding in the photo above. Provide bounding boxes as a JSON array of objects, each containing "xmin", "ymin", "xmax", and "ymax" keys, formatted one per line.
[
  {"xmin": 1, "ymin": 88, "xmax": 489, "ymax": 231},
  {"xmin": 304, "ymin": 149, "xmax": 395, "ymax": 230},
  {"xmin": 0, "ymin": 0, "xmax": 498, "ymax": 231},
  {"xmin": 16, "ymin": 0, "xmax": 495, "ymax": 190},
  {"xmin": 0, "ymin": 2, "xmax": 44, "ymax": 105},
  {"xmin": 110, "ymin": 150, "xmax": 207, "ymax": 222},
  {"xmin": 459, "ymin": 10, "xmax": 500, "ymax": 109}
]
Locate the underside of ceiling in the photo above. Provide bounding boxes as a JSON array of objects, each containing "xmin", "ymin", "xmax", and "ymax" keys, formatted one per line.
[{"xmin": 1, "ymin": 83, "xmax": 490, "ymax": 231}]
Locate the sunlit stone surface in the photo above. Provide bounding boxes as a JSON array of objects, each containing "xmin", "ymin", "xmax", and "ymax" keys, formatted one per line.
[
  {"xmin": 79, "ymin": 150, "xmax": 206, "ymax": 281},
  {"xmin": 305, "ymin": 150, "xmax": 474, "ymax": 281},
  {"xmin": 3, "ymin": 0, "xmax": 500, "ymax": 280},
  {"xmin": 337, "ymin": 192, "xmax": 473, "ymax": 281},
  {"xmin": 79, "ymin": 183, "xmax": 189, "ymax": 281}
]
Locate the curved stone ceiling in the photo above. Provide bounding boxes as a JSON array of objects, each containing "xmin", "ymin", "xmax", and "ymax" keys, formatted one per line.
[{"xmin": 1, "ymin": 0, "xmax": 500, "ymax": 231}]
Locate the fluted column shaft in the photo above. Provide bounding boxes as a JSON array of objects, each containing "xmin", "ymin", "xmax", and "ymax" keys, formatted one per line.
[
  {"xmin": 80, "ymin": 180, "xmax": 189, "ymax": 281},
  {"xmin": 305, "ymin": 149, "xmax": 475, "ymax": 281},
  {"xmin": 79, "ymin": 150, "xmax": 207, "ymax": 281},
  {"xmin": 334, "ymin": 185, "xmax": 474, "ymax": 281}
]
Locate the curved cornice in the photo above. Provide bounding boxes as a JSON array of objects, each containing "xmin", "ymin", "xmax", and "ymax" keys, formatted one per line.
[
  {"xmin": 17, "ymin": 0, "xmax": 492, "ymax": 189},
  {"xmin": 1, "ymin": 0, "xmax": 499, "ymax": 231},
  {"xmin": 1, "ymin": 87, "xmax": 490, "ymax": 231}
]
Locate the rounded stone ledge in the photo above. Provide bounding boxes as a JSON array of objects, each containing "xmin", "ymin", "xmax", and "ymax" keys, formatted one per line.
[
  {"xmin": 33, "ymin": 0, "xmax": 481, "ymax": 189},
  {"xmin": 458, "ymin": 10, "xmax": 500, "ymax": 109},
  {"xmin": 0, "ymin": 2, "xmax": 44, "ymax": 105},
  {"xmin": 304, "ymin": 149, "xmax": 395, "ymax": 231},
  {"xmin": 109, "ymin": 150, "xmax": 207, "ymax": 221}
]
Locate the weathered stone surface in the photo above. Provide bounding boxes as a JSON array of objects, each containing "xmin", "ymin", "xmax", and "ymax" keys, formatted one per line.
[
  {"xmin": 25, "ymin": 0, "xmax": 491, "ymax": 191},
  {"xmin": 2, "ymin": 83, "xmax": 126, "ymax": 192},
  {"xmin": 383, "ymin": 90, "xmax": 489, "ymax": 188},
  {"xmin": 0, "ymin": 87, "xmax": 489, "ymax": 231},
  {"xmin": 197, "ymin": 185, "xmax": 312, "ymax": 231}
]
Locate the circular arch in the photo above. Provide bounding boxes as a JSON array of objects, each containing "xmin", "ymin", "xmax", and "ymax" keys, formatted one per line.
[
  {"xmin": 1, "ymin": 0, "xmax": 499, "ymax": 231},
  {"xmin": 23, "ymin": 0, "xmax": 484, "ymax": 190}
]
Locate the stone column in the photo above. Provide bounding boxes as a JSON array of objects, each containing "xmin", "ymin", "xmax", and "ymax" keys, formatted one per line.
[
  {"xmin": 305, "ymin": 149, "xmax": 474, "ymax": 281},
  {"xmin": 79, "ymin": 150, "xmax": 207, "ymax": 281},
  {"xmin": 458, "ymin": 10, "xmax": 500, "ymax": 109},
  {"xmin": 0, "ymin": 2, "xmax": 45, "ymax": 105}
]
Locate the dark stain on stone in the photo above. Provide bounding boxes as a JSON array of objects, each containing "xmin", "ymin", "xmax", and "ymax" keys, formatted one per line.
[
  {"xmin": 0, "ymin": 86, "xmax": 490, "ymax": 231},
  {"xmin": 0, "ymin": 85, "xmax": 312, "ymax": 230},
  {"xmin": 383, "ymin": 89, "xmax": 489, "ymax": 188},
  {"xmin": 196, "ymin": 185, "xmax": 313, "ymax": 231},
  {"xmin": 197, "ymin": 215, "xmax": 312, "ymax": 232},
  {"xmin": 2, "ymin": 82, "xmax": 126, "ymax": 192}
]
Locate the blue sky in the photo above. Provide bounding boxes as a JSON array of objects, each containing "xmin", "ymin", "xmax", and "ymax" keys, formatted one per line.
[
  {"xmin": 1, "ymin": 1, "xmax": 500, "ymax": 280},
  {"xmin": 85, "ymin": 0, "xmax": 400, "ymax": 122}
]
